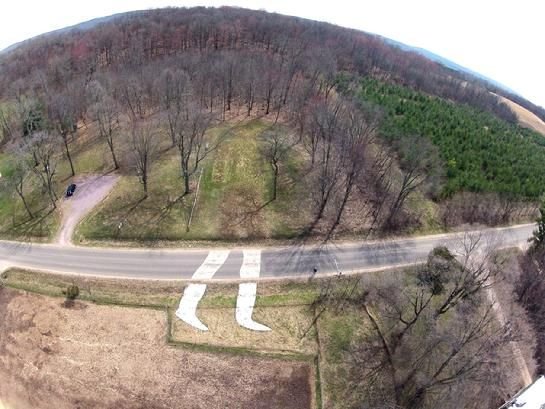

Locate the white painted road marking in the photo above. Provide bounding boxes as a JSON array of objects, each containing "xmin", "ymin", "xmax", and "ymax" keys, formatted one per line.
[
  {"xmin": 236, "ymin": 250, "xmax": 271, "ymax": 332},
  {"xmin": 239, "ymin": 249, "xmax": 261, "ymax": 279},
  {"xmin": 0, "ymin": 261, "xmax": 10, "ymax": 274},
  {"xmin": 175, "ymin": 284, "xmax": 209, "ymax": 331},
  {"xmin": 191, "ymin": 250, "xmax": 230, "ymax": 280},
  {"xmin": 176, "ymin": 250, "xmax": 230, "ymax": 331}
]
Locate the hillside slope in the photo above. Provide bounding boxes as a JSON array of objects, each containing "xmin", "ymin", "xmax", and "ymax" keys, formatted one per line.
[
  {"xmin": 0, "ymin": 6, "xmax": 543, "ymax": 243},
  {"xmin": 497, "ymin": 95, "xmax": 545, "ymax": 136}
]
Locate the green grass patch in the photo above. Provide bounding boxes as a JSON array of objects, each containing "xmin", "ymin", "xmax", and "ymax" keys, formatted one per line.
[{"xmin": 78, "ymin": 119, "xmax": 308, "ymax": 243}]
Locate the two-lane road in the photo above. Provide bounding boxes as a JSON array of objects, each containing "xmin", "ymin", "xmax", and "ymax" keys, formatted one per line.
[{"xmin": 0, "ymin": 224, "xmax": 535, "ymax": 280}]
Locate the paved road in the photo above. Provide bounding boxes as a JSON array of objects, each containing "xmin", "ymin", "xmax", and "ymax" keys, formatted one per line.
[{"xmin": 0, "ymin": 224, "xmax": 535, "ymax": 281}]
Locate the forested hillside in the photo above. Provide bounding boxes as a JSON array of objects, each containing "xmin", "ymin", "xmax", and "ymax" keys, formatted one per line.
[
  {"xmin": 359, "ymin": 78, "xmax": 545, "ymax": 197},
  {"xmin": 0, "ymin": 6, "xmax": 543, "ymax": 242},
  {"xmin": 0, "ymin": 6, "xmax": 532, "ymax": 124}
]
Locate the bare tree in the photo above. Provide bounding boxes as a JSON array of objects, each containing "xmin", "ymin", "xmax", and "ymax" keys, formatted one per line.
[
  {"xmin": 330, "ymin": 245, "xmax": 514, "ymax": 409},
  {"xmin": 384, "ymin": 135, "xmax": 443, "ymax": 230},
  {"xmin": 0, "ymin": 152, "xmax": 34, "ymax": 219},
  {"xmin": 305, "ymin": 98, "xmax": 346, "ymax": 234},
  {"xmin": 242, "ymin": 55, "xmax": 258, "ymax": 117},
  {"xmin": 88, "ymin": 80, "xmax": 121, "ymax": 170},
  {"xmin": 259, "ymin": 127, "xmax": 292, "ymax": 203},
  {"xmin": 28, "ymin": 131, "xmax": 59, "ymax": 208},
  {"xmin": 156, "ymin": 68, "xmax": 191, "ymax": 147},
  {"xmin": 0, "ymin": 104, "xmax": 14, "ymax": 145},
  {"xmin": 175, "ymin": 105, "xmax": 213, "ymax": 195},
  {"xmin": 119, "ymin": 75, "xmax": 148, "ymax": 120},
  {"xmin": 48, "ymin": 91, "xmax": 78, "ymax": 177},
  {"xmin": 130, "ymin": 121, "xmax": 158, "ymax": 197},
  {"xmin": 325, "ymin": 102, "xmax": 380, "ymax": 239}
]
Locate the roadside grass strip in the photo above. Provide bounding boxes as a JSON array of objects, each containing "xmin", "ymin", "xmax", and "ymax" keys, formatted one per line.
[{"xmin": 175, "ymin": 250, "xmax": 230, "ymax": 331}]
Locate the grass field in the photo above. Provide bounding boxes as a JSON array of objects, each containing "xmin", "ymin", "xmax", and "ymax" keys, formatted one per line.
[
  {"xmin": 0, "ymin": 284, "xmax": 314, "ymax": 409},
  {"xmin": 498, "ymin": 94, "xmax": 545, "ymax": 137},
  {"xmin": 77, "ymin": 119, "xmax": 307, "ymax": 243},
  {"xmin": 0, "ymin": 267, "xmax": 394, "ymax": 408}
]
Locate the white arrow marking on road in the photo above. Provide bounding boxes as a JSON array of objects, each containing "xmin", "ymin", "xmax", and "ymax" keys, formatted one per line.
[
  {"xmin": 175, "ymin": 250, "xmax": 230, "ymax": 331},
  {"xmin": 236, "ymin": 249, "xmax": 271, "ymax": 332}
]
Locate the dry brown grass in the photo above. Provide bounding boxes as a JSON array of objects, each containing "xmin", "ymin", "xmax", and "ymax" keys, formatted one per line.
[
  {"xmin": 497, "ymin": 94, "xmax": 545, "ymax": 136},
  {"xmin": 0, "ymin": 287, "xmax": 313, "ymax": 409},
  {"xmin": 171, "ymin": 305, "xmax": 317, "ymax": 355}
]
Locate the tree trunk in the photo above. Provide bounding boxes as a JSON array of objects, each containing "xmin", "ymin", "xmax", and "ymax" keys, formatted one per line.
[
  {"xmin": 142, "ymin": 173, "xmax": 148, "ymax": 197},
  {"xmin": 16, "ymin": 188, "xmax": 33, "ymax": 219},
  {"xmin": 326, "ymin": 172, "xmax": 355, "ymax": 239},
  {"xmin": 184, "ymin": 169, "xmax": 190, "ymax": 195},
  {"xmin": 108, "ymin": 139, "xmax": 119, "ymax": 170},
  {"xmin": 63, "ymin": 134, "xmax": 75, "ymax": 177},
  {"xmin": 271, "ymin": 161, "xmax": 279, "ymax": 202}
]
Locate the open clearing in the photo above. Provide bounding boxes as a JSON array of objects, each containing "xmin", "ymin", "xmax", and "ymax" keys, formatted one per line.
[
  {"xmin": 498, "ymin": 95, "xmax": 545, "ymax": 136},
  {"xmin": 77, "ymin": 119, "xmax": 307, "ymax": 244},
  {"xmin": 0, "ymin": 287, "xmax": 312, "ymax": 409}
]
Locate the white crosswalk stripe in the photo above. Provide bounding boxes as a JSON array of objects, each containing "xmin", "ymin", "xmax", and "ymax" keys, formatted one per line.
[
  {"xmin": 175, "ymin": 250, "xmax": 230, "ymax": 331},
  {"xmin": 191, "ymin": 250, "xmax": 230, "ymax": 280}
]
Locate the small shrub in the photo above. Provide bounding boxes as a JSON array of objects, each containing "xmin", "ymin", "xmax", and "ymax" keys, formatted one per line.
[{"xmin": 64, "ymin": 284, "xmax": 80, "ymax": 300}]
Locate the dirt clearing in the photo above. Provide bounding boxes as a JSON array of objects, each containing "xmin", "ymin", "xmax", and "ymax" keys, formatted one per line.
[
  {"xmin": 56, "ymin": 174, "xmax": 119, "ymax": 246},
  {"xmin": 0, "ymin": 288, "xmax": 312, "ymax": 409}
]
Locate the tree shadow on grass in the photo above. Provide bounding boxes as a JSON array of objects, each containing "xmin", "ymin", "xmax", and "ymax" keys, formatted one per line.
[{"xmin": 2, "ymin": 206, "xmax": 57, "ymax": 243}]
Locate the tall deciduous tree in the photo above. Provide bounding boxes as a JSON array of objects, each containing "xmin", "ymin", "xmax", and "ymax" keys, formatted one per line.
[
  {"xmin": 156, "ymin": 69, "xmax": 191, "ymax": 147},
  {"xmin": 28, "ymin": 131, "xmax": 59, "ymax": 208},
  {"xmin": 331, "ymin": 244, "xmax": 514, "ymax": 409},
  {"xmin": 175, "ymin": 105, "xmax": 213, "ymax": 196},
  {"xmin": 48, "ymin": 91, "xmax": 79, "ymax": 177},
  {"xmin": 259, "ymin": 127, "xmax": 292, "ymax": 203},
  {"xmin": 130, "ymin": 121, "xmax": 158, "ymax": 197},
  {"xmin": 384, "ymin": 135, "xmax": 443, "ymax": 230},
  {"xmin": 1, "ymin": 153, "xmax": 34, "ymax": 219},
  {"xmin": 325, "ymin": 101, "xmax": 380, "ymax": 239},
  {"xmin": 88, "ymin": 80, "xmax": 120, "ymax": 170}
]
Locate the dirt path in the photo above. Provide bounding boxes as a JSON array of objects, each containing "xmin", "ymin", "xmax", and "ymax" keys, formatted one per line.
[
  {"xmin": 0, "ymin": 288, "xmax": 311, "ymax": 409},
  {"xmin": 56, "ymin": 175, "xmax": 119, "ymax": 246}
]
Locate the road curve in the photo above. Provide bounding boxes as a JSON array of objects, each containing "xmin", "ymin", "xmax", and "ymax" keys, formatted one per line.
[{"xmin": 0, "ymin": 224, "xmax": 535, "ymax": 281}]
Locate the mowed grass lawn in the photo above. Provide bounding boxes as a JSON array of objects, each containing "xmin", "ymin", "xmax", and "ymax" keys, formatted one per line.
[{"xmin": 78, "ymin": 119, "xmax": 307, "ymax": 243}]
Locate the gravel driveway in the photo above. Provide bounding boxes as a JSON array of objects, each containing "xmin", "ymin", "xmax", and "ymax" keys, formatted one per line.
[{"xmin": 56, "ymin": 175, "xmax": 119, "ymax": 246}]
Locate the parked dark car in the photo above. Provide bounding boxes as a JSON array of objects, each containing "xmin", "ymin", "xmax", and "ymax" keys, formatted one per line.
[{"xmin": 66, "ymin": 183, "xmax": 77, "ymax": 197}]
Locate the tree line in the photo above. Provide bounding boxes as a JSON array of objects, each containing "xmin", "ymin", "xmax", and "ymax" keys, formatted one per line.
[{"xmin": 0, "ymin": 6, "xmax": 528, "ymax": 126}]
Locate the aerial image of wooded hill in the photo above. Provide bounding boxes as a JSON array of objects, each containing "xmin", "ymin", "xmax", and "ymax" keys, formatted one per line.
[
  {"xmin": 1, "ymin": 7, "xmax": 545, "ymax": 243},
  {"xmin": 3, "ymin": 6, "xmax": 545, "ymax": 409}
]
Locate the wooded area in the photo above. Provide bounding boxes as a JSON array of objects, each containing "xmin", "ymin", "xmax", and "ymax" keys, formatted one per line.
[{"xmin": 0, "ymin": 6, "xmax": 543, "ymax": 240}]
